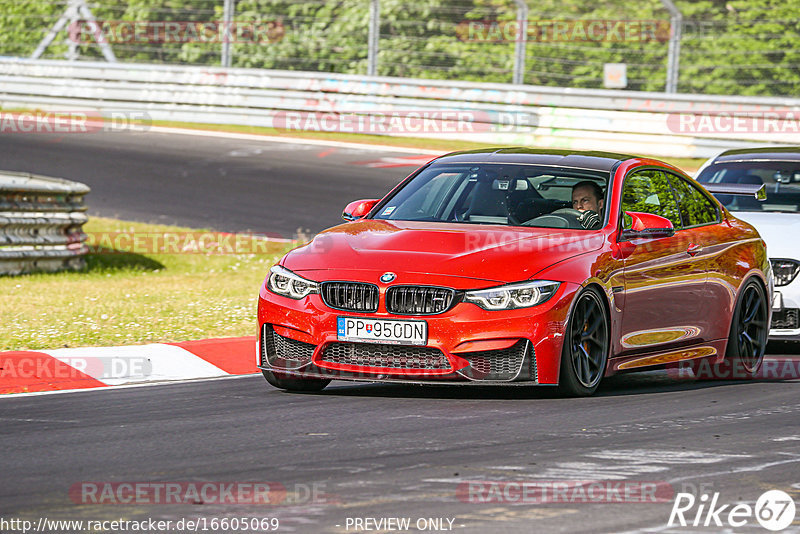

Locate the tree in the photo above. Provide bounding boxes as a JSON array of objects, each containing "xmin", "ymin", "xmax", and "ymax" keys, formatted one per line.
[{"xmin": 0, "ymin": 0, "xmax": 797, "ymax": 97}]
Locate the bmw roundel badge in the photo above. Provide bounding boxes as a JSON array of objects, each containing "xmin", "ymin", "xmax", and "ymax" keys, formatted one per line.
[{"xmin": 380, "ymin": 272, "xmax": 396, "ymax": 283}]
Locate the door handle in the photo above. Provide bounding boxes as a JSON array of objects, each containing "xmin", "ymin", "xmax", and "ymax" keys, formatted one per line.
[{"xmin": 687, "ymin": 243, "xmax": 703, "ymax": 256}]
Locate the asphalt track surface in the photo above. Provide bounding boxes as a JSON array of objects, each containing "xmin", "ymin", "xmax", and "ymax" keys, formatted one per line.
[
  {"xmin": 2, "ymin": 372, "xmax": 799, "ymax": 533},
  {"xmin": 1, "ymin": 130, "xmax": 800, "ymax": 533},
  {"xmin": 0, "ymin": 130, "xmax": 417, "ymax": 236}
]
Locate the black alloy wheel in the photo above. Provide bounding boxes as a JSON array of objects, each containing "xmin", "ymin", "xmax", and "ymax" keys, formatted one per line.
[
  {"xmin": 725, "ymin": 280, "xmax": 768, "ymax": 376},
  {"xmin": 559, "ymin": 287, "xmax": 610, "ymax": 396}
]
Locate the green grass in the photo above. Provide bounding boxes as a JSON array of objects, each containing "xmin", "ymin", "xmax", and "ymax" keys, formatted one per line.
[{"xmin": 0, "ymin": 217, "xmax": 289, "ymax": 351}]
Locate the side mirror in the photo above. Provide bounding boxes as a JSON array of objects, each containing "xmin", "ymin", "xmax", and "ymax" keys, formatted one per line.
[
  {"xmin": 342, "ymin": 199, "xmax": 379, "ymax": 221},
  {"xmin": 620, "ymin": 211, "xmax": 675, "ymax": 240}
]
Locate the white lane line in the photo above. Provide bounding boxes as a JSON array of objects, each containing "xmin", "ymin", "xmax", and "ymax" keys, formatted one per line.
[
  {"xmin": 388, "ymin": 414, "xmax": 480, "ymax": 420},
  {"xmin": 0, "ymin": 417, "xmax": 81, "ymax": 423},
  {"xmin": 586, "ymin": 450, "xmax": 751, "ymax": 464},
  {"xmin": 149, "ymin": 126, "xmax": 444, "ymax": 155},
  {"xmin": 529, "ymin": 461, "xmax": 669, "ymax": 481},
  {"xmin": 667, "ymin": 454, "xmax": 800, "ymax": 486},
  {"xmin": 526, "ymin": 450, "xmax": 752, "ymax": 481}
]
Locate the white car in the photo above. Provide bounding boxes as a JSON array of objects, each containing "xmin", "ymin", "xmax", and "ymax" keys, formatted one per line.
[{"xmin": 697, "ymin": 147, "xmax": 800, "ymax": 342}]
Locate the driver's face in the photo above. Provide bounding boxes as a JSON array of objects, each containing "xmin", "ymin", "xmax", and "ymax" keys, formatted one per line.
[{"xmin": 572, "ymin": 186, "xmax": 603, "ymax": 213}]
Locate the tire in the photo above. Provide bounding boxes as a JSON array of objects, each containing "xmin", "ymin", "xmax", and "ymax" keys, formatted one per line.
[
  {"xmin": 558, "ymin": 287, "xmax": 610, "ymax": 396},
  {"xmin": 722, "ymin": 279, "xmax": 768, "ymax": 378},
  {"xmin": 262, "ymin": 369, "xmax": 330, "ymax": 392}
]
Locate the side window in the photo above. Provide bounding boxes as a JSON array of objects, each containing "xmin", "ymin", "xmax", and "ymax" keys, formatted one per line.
[
  {"xmin": 666, "ymin": 173, "xmax": 720, "ymax": 227},
  {"xmin": 620, "ymin": 169, "xmax": 682, "ymax": 228},
  {"xmin": 389, "ymin": 171, "xmax": 461, "ymax": 219}
]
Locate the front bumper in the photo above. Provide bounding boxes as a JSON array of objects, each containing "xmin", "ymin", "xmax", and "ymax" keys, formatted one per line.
[
  {"xmin": 770, "ymin": 285, "xmax": 800, "ymax": 341},
  {"xmin": 257, "ymin": 281, "xmax": 579, "ymax": 385}
]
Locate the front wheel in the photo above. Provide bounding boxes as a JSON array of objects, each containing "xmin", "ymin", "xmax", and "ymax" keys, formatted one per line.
[
  {"xmin": 558, "ymin": 287, "xmax": 610, "ymax": 396},
  {"xmin": 723, "ymin": 279, "xmax": 768, "ymax": 378},
  {"xmin": 262, "ymin": 369, "xmax": 330, "ymax": 392}
]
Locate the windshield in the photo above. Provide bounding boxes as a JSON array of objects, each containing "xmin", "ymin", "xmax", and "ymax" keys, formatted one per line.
[
  {"xmin": 696, "ymin": 160, "xmax": 800, "ymax": 213},
  {"xmin": 372, "ymin": 163, "xmax": 610, "ymax": 230}
]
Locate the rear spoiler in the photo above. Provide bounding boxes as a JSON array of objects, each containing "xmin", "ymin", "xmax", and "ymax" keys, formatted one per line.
[{"xmin": 702, "ymin": 183, "xmax": 766, "ymax": 201}]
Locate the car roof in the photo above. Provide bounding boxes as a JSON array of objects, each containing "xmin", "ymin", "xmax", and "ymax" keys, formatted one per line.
[
  {"xmin": 714, "ymin": 146, "xmax": 800, "ymax": 162},
  {"xmin": 431, "ymin": 147, "xmax": 636, "ymax": 172}
]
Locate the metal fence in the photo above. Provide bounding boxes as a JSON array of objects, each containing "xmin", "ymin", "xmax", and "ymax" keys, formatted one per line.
[
  {"xmin": 0, "ymin": 172, "xmax": 90, "ymax": 275},
  {"xmin": 2, "ymin": 0, "xmax": 799, "ymax": 98}
]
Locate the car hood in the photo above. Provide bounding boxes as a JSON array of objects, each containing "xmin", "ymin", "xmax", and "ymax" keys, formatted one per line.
[
  {"xmin": 732, "ymin": 211, "xmax": 800, "ymax": 259},
  {"xmin": 282, "ymin": 219, "xmax": 604, "ymax": 285}
]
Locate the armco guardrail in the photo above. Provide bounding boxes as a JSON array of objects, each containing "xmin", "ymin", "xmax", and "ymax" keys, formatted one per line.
[
  {"xmin": 0, "ymin": 171, "xmax": 90, "ymax": 275},
  {"xmin": 0, "ymin": 58, "xmax": 798, "ymax": 158}
]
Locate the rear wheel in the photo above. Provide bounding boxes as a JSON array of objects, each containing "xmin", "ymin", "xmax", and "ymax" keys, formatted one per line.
[
  {"xmin": 723, "ymin": 279, "xmax": 768, "ymax": 378},
  {"xmin": 262, "ymin": 369, "xmax": 330, "ymax": 392},
  {"xmin": 559, "ymin": 287, "xmax": 610, "ymax": 396}
]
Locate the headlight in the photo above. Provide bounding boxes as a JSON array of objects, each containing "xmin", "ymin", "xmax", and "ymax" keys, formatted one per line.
[
  {"xmin": 464, "ymin": 280, "xmax": 560, "ymax": 310},
  {"xmin": 267, "ymin": 265, "xmax": 319, "ymax": 299},
  {"xmin": 770, "ymin": 259, "xmax": 800, "ymax": 287}
]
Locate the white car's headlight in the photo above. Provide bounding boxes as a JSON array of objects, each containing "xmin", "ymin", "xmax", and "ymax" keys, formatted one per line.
[
  {"xmin": 464, "ymin": 280, "xmax": 560, "ymax": 310},
  {"xmin": 267, "ymin": 265, "xmax": 319, "ymax": 300}
]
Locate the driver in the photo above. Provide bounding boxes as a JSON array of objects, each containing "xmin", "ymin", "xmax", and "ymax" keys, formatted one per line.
[{"xmin": 571, "ymin": 181, "xmax": 604, "ymax": 229}]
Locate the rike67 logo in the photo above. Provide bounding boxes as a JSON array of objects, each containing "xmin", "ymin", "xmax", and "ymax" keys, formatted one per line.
[{"xmin": 668, "ymin": 490, "xmax": 796, "ymax": 531}]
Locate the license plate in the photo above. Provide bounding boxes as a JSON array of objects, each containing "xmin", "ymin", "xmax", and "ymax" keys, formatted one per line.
[
  {"xmin": 337, "ymin": 317, "xmax": 427, "ymax": 345},
  {"xmin": 773, "ymin": 291, "xmax": 783, "ymax": 311}
]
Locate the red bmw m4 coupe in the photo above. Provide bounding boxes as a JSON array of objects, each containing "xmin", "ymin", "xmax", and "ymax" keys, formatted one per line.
[{"xmin": 257, "ymin": 148, "xmax": 772, "ymax": 396}]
